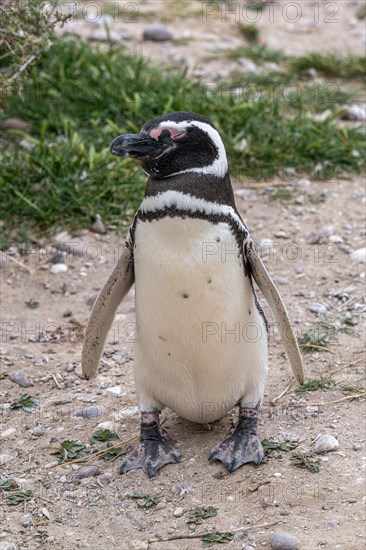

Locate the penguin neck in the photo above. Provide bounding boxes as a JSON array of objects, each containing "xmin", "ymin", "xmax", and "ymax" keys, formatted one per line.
[{"xmin": 144, "ymin": 171, "xmax": 236, "ymax": 208}]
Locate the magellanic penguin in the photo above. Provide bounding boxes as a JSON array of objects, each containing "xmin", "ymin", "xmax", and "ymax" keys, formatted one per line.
[{"xmin": 82, "ymin": 111, "xmax": 304, "ymax": 477}]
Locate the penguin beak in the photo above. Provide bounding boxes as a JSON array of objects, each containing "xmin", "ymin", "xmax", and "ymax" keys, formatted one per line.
[{"xmin": 110, "ymin": 133, "xmax": 168, "ymax": 159}]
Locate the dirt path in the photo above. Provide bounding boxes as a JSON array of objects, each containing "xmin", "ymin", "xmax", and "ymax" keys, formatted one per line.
[{"xmin": 1, "ymin": 2, "xmax": 366, "ymax": 549}]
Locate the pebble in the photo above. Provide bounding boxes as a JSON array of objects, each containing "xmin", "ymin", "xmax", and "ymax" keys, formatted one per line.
[
  {"xmin": 106, "ymin": 385, "xmax": 122, "ymax": 396},
  {"xmin": 72, "ymin": 465, "xmax": 102, "ymax": 480},
  {"xmin": 19, "ymin": 513, "xmax": 33, "ymax": 528},
  {"xmin": 173, "ymin": 506, "xmax": 184, "ymax": 517},
  {"xmin": 353, "ymin": 444, "xmax": 362, "ymax": 451},
  {"xmin": 270, "ymin": 531, "xmax": 300, "ymax": 550},
  {"xmin": 351, "ymin": 248, "xmax": 366, "ymax": 263},
  {"xmin": 329, "ymin": 235, "xmax": 343, "ymax": 243},
  {"xmin": 0, "ymin": 543, "xmax": 17, "ymax": 550},
  {"xmin": 315, "ymin": 435, "xmax": 339, "ymax": 454},
  {"xmin": 326, "ymin": 519, "xmax": 340, "ymax": 528},
  {"xmin": 340, "ymin": 105, "xmax": 366, "ymax": 121},
  {"xmin": 8, "ymin": 371, "xmax": 30, "ymax": 388},
  {"xmin": 319, "ymin": 224, "xmax": 334, "ymax": 237},
  {"xmin": 51, "ymin": 250, "xmax": 65, "ymax": 264},
  {"xmin": 0, "ymin": 117, "xmax": 30, "ymax": 130},
  {"xmin": 143, "ymin": 25, "xmax": 173, "ymax": 41},
  {"xmin": 155, "ymin": 502, "xmax": 166, "ymax": 510},
  {"xmin": 74, "ymin": 406, "xmax": 103, "ymax": 419},
  {"xmin": 50, "ymin": 263, "xmax": 68, "ymax": 274},
  {"xmin": 308, "ymin": 302, "xmax": 327, "ymax": 315},
  {"xmin": 91, "ymin": 214, "xmax": 106, "ymax": 234},
  {"xmin": 0, "ymin": 428, "xmax": 17, "ymax": 438},
  {"xmin": 32, "ymin": 426, "xmax": 44, "ymax": 436},
  {"xmin": 295, "ymin": 178, "xmax": 311, "ymax": 190},
  {"xmin": 0, "ymin": 508, "xmax": 5, "ymax": 520},
  {"xmin": 171, "ymin": 482, "xmax": 192, "ymax": 495}
]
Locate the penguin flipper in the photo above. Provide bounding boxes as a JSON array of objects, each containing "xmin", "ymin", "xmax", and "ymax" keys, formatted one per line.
[
  {"xmin": 82, "ymin": 235, "xmax": 134, "ymax": 380},
  {"xmin": 245, "ymin": 240, "xmax": 304, "ymax": 385}
]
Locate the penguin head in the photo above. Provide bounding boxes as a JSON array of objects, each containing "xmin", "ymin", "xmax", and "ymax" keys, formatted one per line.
[{"xmin": 110, "ymin": 111, "xmax": 228, "ymax": 178}]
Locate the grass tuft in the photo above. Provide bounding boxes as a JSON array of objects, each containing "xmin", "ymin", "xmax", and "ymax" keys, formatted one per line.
[
  {"xmin": 296, "ymin": 375, "xmax": 335, "ymax": 394},
  {"xmin": 1, "ymin": 38, "xmax": 365, "ymax": 241}
]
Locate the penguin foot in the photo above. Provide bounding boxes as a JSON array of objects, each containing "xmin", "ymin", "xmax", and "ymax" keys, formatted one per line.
[
  {"xmin": 209, "ymin": 406, "xmax": 264, "ymax": 473},
  {"xmin": 119, "ymin": 411, "xmax": 180, "ymax": 478}
]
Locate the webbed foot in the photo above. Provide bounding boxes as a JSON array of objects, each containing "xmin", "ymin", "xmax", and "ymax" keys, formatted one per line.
[
  {"xmin": 209, "ymin": 406, "xmax": 263, "ymax": 473},
  {"xmin": 120, "ymin": 411, "xmax": 180, "ymax": 478}
]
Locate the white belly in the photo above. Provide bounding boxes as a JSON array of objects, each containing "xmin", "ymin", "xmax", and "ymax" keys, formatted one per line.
[{"xmin": 134, "ymin": 216, "xmax": 268, "ymax": 423}]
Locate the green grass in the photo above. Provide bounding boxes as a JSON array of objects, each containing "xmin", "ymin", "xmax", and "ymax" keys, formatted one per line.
[
  {"xmin": 225, "ymin": 46, "xmax": 366, "ymax": 79},
  {"xmin": 288, "ymin": 52, "xmax": 366, "ymax": 79},
  {"xmin": 296, "ymin": 375, "xmax": 335, "ymax": 394},
  {"xmin": 237, "ymin": 23, "xmax": 260, "ymax": 43},
  {"xmin": 1, "ymin": 37, "xmax": 365, "ymax": 241},
  {"xmin": 226, "ymin": 44, "xmax": 287, "ymax": 64}
]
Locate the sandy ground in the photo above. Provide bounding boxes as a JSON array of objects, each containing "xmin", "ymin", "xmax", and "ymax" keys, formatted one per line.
[{"xmin": 1, "ymin": 1, "xmax": 366, "ymax": 549}]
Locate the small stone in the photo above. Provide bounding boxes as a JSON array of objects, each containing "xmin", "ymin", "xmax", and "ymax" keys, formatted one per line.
[
  {"xmin": 295, "ymin": 178, "xmax": 311, "ymax": 190},
  {"xmin": 315, "ymin": 435, "xmax": 339, "ymax": 454},
  {"xmin": 0, "ymin": 508, "xmax": 5, "ymax": 520},
  {"xmin": 97, "ymin": 421, "xmax": 115, "ymax": 430},
  {"xmin": 155, "ymin": 502, "xmax": 166, "ymax": 510},
  {"xmin": 326, "ymin": 519, "xmax": 340, "ymax": 528},
  {"xmin": 50, "ymin": 263, "xmax": 68, "ymax": 274},
  {"xmin": 171, "ymin": 482, "xmax": 192, "ymax": 496},
  {"xmin": 351, "ymin": 248, "xmax": 366, "ymax": 263},
  {"xmin": 8, "ymin": 371, "xmax": 30, "ymax": 388},
  {"xmin": 0, "ymin": 117, "xmax": 30, "ymax": 130},
  {"xmin": 74, "ymin": 406, "xmax": 103, "ymax": 419},
  {"xmin": 33, "ymin": 426, "xmax": 44, "ymax": 436},
  {"xmin": 91, "ymin": 214, "xmax": 106, "ymax": 234},
  {"xmin": 353, "ymin": 444, "xmax": 362, "ymax": 451},
  {"xmin": 270, "ymin": 531, "xmax": 300, "ymax": 550},
  {"xmin": 319, "ymin": 224, "xmax": 334, "ymax": 237},
  {"xmin": 143, "ymin": 25, "xmax": 173, "ymax": 41},
  {"xmin": 72, "ymin": 466, "xmax": 102, "ymax": 480},
  {"xmin": 106, "ymin": 385, "xmax": 122, "ymax": 396},
  {"xmin": 19, "ymin": 513, "xmax": 33, "ymax": 528},
  {"xmin": 340, "ymin": 105, "xmax": 366, "ymax": 121},
  {"xmin": 329, "ymin": 235, "xmax": 343, "ymax": 243},
  {"xmin": 173, "ymin": 506, "xmax": 184, "ymax": 517},
  {"xmin": 51, "ymin": 250, "xmax": 65, "ymax": 264},
  {"xmin": 308, "ymin": 302, "xmax": 327, "ymax": 315},
  {"xmin": 0, "ymin": 428, "xmax": 16, "ymax": 438}
]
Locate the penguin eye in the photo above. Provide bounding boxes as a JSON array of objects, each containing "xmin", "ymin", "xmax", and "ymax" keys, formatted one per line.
[{"xmin": 150, "ymin": 127, "xmax": 187, "ymax": 141}]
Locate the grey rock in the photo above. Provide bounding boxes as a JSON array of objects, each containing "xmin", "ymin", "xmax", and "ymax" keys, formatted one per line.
[
  {"xmin": 74, "ymin": 405, "xmax": 103, "ymax": 419},
  {"xmin": 340, "ymin": 105, "xmax": 366, "ymax": 121},
  {"xmin": 19, "ymin": 513, "xmax": 33, "ymax": 528},
  {"xmin": 0, "ymin": 118, "xmax": 30, "ymax": 131},
  {"xmin": 72, "ymin": 465, "xmax": 102, "ymax": 479},
  {"xmin": 0, "ymin": 507, "xmax": 5, "ymax": 520},
  {"xmin": 8, "ymin": 371, "xmax": 30, "ymax": 388},
  {"xmin": 0, "ymin": 544, "xmax": 18, "ymax": 550},
  {"xmin": 315, "ymin": 434, "xmax": 339, "ymax": 454},
  {"xmin": 271, "ymin": 531, "xmax": 300, "ymax": 550},
  {"xmin": 308, "ymin": 302, "xmax": 327, "ymax": 315},
  {"xmin": 51, "ymin": 250, "xmax": 65, "ymax": 264},
  {"xmin": 50, "ymin": 263, "xmax": 68, "ymax": 274},
  {"xmin": 319, "ymin": 224, "xmax": 334, "ymax": 237},
  {"xmin": 326, "ymin": 519, "xmax": 340, "ymax": 528},
  {"xmin": 143, "ymin": 25, "xmax": 173, "ymax": 41},
  {"xmin": 32, "ymin": 426, "xmax": 44, "ymax": 436},
  {"xmin": 91, "ymin": 214, "xmax": 106, "ymax": 234},
  {"xmin": 351, "ymin": 248, "xmax": 366, "ymax": 263},
  {"xmin": 173, "ymin": 506, "xmax": 184, "ymax": 517}
]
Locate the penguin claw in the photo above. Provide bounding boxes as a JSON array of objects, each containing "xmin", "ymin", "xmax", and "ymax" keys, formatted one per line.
[
  {"xmin": 209, "ymin": 433, "xmax": 264, "ymax": 473},
  {"xmin": 120, "ymin": 439, "xmax": 180, "ymax": 478}
]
